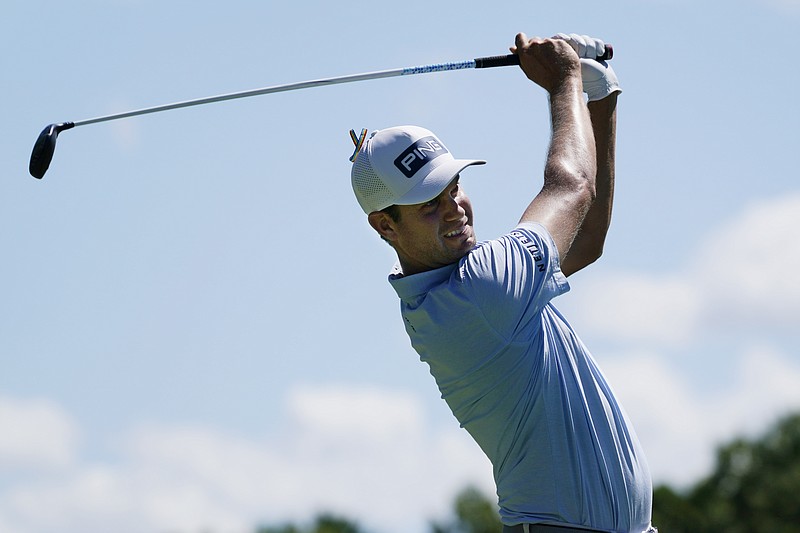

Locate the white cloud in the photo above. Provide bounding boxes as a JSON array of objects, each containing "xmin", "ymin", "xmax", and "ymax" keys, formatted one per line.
[
  {"xmin": 122, "ymin": 425, "xmax": 284, "ymax": 532},
  {"xmin": 281, "ymin": 385, "xmax": 492, "ymax": 529},
  {"xmin": 0, "ymin": 387, "xmax": 492, "ymax": 533},
  {"xmin": 602, "ymin": 343, "xmax": 800, "ymax": 488},
  {"xmin": 697, "ymin": 193, "xmax": 800, "ymax": 331},
  {"xmin": 708, "ymin": 343, "xmax": 800, "ymax": 436},
  {"xmin": 570, "ymin": 274, "xmax": 702, "ymax": 346},
  {"xmin": 3, "ymin": 465, "xmax": 140, "ymax": 533},
  {"xmin": 571, "ymin": 192, "xmax": 800, "ymax": 345},
  {"xmin": 0, "ymin": 396, "xmax": 78, "ymax": 470},
  {"xmin": 287, "ymin": 384, "xmax": 424, "ymax": 443}
]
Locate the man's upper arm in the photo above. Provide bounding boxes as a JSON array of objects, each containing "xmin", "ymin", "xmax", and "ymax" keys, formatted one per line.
[{"xmin": 518, "ymin": 180, "xmax": 594, "ymax": 264}]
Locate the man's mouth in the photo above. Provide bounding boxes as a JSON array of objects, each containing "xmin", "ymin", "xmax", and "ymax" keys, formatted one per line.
[{"xmin": 444, "ymin": 226, "xmax": 466, "ymax": 238}]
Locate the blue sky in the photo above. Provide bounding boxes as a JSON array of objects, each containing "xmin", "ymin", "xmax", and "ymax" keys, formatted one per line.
[{"xmin": 2, "ymin": 1, "xmax": 800, "ymax": 532}]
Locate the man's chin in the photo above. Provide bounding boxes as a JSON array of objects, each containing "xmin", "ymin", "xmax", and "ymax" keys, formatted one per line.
[
  {"xmin": 452, "ymin": 234, "xmax": 476, "ymax": 257},
  {"xmin": 462, "ymin": 228, "xmax": 477, "ymax": 249}
]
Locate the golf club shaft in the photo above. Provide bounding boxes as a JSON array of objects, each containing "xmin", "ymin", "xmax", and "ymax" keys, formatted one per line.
[
  {"xmin": 73, "ymin": 66, "xmax": 454, "ymax": 126},
  {"xmin": 69, "ymin": 49, "xmax": 608, "ymax": 127},
  {"xmin": 72, "ymin": 60, "xmax": 486, "ymax": 127}
]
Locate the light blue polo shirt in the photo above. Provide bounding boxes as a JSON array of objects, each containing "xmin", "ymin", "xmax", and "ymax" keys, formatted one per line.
[{"xmin": 389, "ymin": 223, "xmax": 652, "ymax": 532}]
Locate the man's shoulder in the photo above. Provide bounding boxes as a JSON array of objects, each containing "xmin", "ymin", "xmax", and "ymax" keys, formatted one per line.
[{"xmin": 463, "ymin": 223, "xmax": 556, "ymax": 272}]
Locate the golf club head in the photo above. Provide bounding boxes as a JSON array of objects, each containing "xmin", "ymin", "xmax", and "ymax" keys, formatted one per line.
[{"xmin": 29, "ymin": 122, "xmax": 74, "ymax": 179}]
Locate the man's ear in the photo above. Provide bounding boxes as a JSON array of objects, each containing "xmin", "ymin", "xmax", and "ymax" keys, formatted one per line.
[{"xmin": 368, "ymin": 211, "xmax": 398, "ymax": 242}]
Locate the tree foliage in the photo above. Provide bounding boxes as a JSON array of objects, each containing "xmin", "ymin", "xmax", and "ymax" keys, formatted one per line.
[
  {"xmin": 430, "ymin": 486, "xmax": 502, "ymax": 533},
  {"xmin": 254, "ymin": 487, "xmax": 501, "ymax": 533},
  {"xmin": 652, "ymin": 413, "xmax": 800, "ymax": 532},
  {"xmin": 256, "ymin": 513, "xmax": 365, "ymax": 533}
]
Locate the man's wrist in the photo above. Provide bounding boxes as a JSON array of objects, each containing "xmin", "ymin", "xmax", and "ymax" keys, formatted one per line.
[
  {"xmin": 587, "ymin": 91, "xmax": 619, "ymax": 112},
  {"xmin": 549, "ymin": 74, "xmax": 583, "ymax": 99}
]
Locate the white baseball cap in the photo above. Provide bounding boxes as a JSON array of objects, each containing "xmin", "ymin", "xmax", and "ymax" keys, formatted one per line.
[{"xmin": 350, "ymin": 125, "xmax": 486, "ymax": 214}]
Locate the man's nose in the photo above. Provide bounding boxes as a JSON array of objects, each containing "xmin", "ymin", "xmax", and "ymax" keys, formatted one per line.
[{"xmin": 442, "ymin": 195, "xmax": 465, "ymax": 220}]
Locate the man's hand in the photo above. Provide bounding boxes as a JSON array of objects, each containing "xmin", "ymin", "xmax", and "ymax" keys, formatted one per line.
[
  {"xmin": 510, "ymin": 33, "xmax": 582, "ymax": 95},
  {"xmin": 553, "ymin": 33, "xmax": 621, "ymax": 102}
]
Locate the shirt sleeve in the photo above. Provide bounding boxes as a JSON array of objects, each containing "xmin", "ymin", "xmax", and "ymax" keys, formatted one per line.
[{"xmin": 457, "ymin": 222, "xmax": 570, "ymax": 340}]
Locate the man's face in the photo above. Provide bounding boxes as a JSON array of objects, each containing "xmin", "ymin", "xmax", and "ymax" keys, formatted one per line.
[{"xmin": 375, "ymin": 177, "xmax": 476, "ymax": 275}]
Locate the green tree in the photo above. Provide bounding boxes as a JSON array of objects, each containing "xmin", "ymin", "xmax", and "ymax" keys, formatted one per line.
[
  {"xmin": 653, "ymin": 412, "xmax": 800, "ymax": 532},
  {"xmin": 257, "ymin": 513, "xmax": 366, "ymax": 533},
  {"xmin": 431, "ymin": 486, "xmax": 503, "ymax": 533}
]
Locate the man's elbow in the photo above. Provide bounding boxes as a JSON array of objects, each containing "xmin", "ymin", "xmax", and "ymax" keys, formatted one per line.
[
  {"xmin": 545, "ymin": 158, "xmax": 597, "ymax": 200},
  {"xmin": 577, "ymin": 241, "xmax": 605, "ymax": 267},
  {"xmin": 582, "ymin": 224, "xmax": 609, "ymax": 260},
  {"xmin": 583, "ymin": 241, "xmax": 605, "ymax": 265},
  {"xmin": 561, "ymin": 232, "xmax": 606, "ymax": 277}
]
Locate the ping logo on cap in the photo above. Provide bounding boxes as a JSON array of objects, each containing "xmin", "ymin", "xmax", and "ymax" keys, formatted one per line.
[{"xmin": 393, "ymin": 136, "xmax": 449, "ymax": 178}]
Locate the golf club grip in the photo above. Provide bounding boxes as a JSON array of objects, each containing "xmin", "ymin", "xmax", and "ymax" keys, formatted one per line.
[{"xmin": 474, "ymin": 45, "xmax": 613, "ymax": 69}]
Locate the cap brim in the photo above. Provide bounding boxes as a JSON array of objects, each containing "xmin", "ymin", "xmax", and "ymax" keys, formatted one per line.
[{"xmin": 392, "ymin": 158, "xmax": 485, "ymax": 207}]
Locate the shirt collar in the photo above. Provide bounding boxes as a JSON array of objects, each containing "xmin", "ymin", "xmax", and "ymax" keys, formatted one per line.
[{"xmin": 388, "ymin": 260, "xmax": 459, "ymax": 301}]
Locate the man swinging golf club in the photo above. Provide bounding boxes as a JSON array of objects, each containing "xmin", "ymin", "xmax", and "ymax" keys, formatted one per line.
[{"xmin": 350, "ymin": 32, "xmax": 656, "ymax": 533}]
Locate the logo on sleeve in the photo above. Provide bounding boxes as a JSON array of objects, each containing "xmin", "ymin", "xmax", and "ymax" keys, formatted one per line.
[
  {"xmin": 394, "ymin": 136, "xmax": 448, "ymax": 178},
  {"xmin": 511, "ymin": 230, "xmax": 546, "ymax": 272}
]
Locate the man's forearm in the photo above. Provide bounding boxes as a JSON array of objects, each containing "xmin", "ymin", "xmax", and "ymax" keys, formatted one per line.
[
  {"xmin": 519, "ymin": 75, "xmax": 597, "ymax": 261},
  {"xmin": 545, "ymin": 79, "xmax": 597, "ymax": 193},
  {"xmin": 561, "ymin": 92, "xmax": 618, "ymax": 276},
  {"xmin": 586, "ymin": 92, "xmax": 618, "ymax": 232}
]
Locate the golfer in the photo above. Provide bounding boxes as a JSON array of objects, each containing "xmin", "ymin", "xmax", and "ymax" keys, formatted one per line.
[{"xmin": 350, "ymin": 33, "xmax": 655, "ymax": 533}]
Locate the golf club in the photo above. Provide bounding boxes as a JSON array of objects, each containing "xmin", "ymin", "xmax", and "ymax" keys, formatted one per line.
[{"xmin": 29, "ymin": 46, "xmax": 613, "ymax": 179}]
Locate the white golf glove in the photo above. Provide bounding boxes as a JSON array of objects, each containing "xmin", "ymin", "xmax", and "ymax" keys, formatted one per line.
[{"xmin": 554, "ymin": 33, "xmax": 621, "ymax": 101}]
